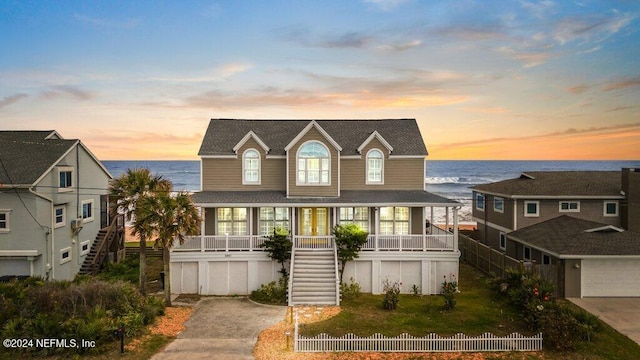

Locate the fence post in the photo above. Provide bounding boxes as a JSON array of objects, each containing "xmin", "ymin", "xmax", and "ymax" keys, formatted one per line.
[{"xmin": 294, "ymin": 315, "xmax": 299, "ymax": 352}]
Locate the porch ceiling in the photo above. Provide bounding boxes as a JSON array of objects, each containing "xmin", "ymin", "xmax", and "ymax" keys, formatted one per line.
[{"xmin": 191, "ymin": 190, "xmax": 459, "ymax": 207}]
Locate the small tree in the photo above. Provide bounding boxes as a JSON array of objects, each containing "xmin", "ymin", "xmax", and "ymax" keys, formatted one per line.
[
  {"xmin": 333, "ymin": 223, "xmax": 369, "ymax": 284},
  {"xmin": 260, "ymin": 227, "xmax": 292, "ymax": 278}
]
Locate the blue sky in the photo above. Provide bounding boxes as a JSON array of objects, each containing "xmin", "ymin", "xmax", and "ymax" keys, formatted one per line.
[{"xmin": 1, "ymin": 0, "xmax": 639, "ymax": 159}]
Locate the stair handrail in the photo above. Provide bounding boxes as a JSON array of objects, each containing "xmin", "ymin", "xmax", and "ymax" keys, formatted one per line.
[
  {"xmin": 87, "ymin": 214, "xmax": 122, "ymax": 274},
  {"xmin": 332, "ymin": 236, "xmax": 340, "ymax": 306},
  {"xmin": 288, "ymin": 235, "xmax": 296, "ymax": 306}
]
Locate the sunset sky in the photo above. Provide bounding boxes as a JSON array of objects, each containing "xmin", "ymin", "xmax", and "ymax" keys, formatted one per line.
[{"xmin": 1, "ymin": 0, "xmax": 639, "ymax": 160}]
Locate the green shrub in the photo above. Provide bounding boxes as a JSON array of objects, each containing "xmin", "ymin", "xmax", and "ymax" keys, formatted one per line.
[
  {"xmin": 382, "ymin": 279, "xmax": 401, "ymax": 310},
  {"xmin": 250, "ymin": 277, "xmax": 288, "ymax": 305},
  {"xmin": 441, "ymin": 274, "xmax": 458, "ymax": 310},
  {"xmin": 340, "ymin": 277, "xmax": 361, "ymax": 301}
]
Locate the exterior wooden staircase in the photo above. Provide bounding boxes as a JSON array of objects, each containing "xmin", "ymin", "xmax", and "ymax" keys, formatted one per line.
[
  {"xmin": 289, "ymin": 247, "xmax": 340, "ymax": 306},
  {"xmin": 78, "ymin": 215, "xmax": 125, "ymax": 275}
]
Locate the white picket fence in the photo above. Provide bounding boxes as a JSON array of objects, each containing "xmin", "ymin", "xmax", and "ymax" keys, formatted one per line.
[{"xmin": 294, "ymin": 318, "xmax": 542, "ymax": 352}]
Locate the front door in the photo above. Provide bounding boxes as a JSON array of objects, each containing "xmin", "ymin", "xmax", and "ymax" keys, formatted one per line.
[{"xmin": 299, "ymin": 208, "xmax": 329, "ymax": 236}]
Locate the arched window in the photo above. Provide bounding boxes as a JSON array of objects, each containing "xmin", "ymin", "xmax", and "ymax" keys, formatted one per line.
[
  {"xmin": 243, "ymin": 149, "xmax": 260, "ymax": 184},
  {"xmin": 366, "ymin": 149, "xmax": 383, "ymax": 184},
  {"xmin": 297, "ymin": 141, "xmax": 330, "ymax": 185}
]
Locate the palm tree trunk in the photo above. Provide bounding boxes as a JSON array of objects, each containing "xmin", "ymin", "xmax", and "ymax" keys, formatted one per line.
[
  {"xmin": 139, "ymin": 236, "xmax": 147, "ymax": 295},
  {"xmin": 163, "ymin": 246, "xmax": 171, "ymax": 306}
]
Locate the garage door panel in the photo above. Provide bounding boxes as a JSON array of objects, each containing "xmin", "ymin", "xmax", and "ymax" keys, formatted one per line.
[{"xmin": 583, "ymin": 259, "xmax": 640, "ymax": 297}]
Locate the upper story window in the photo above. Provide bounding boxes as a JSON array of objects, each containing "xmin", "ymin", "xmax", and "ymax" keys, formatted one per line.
[
  {"xmin": 243, "ymin": 149, "xmax": 260, "ymax": 185},
  {"xmin": 499, "ymin": 232, "xmax": 506, "ymax": 251},
  {"xmin": 604, "ymin": 201, "xmax": 618, "ymax": 217},
  {"xmin": 494, "ymin": 197, "xmax": 504, "ymax": 213},
  {"xmin": 82, "ymin": 200, "xmax": 94, "ymax": 222},
  {"xmin": 476, "ymin": 193, "xmax": 485, "ymax": 211},
  {"xmin": 58, "ymin": 166, "xmax": 73, "ymax": 192},
  {"xmin": 54, "ymin": 205, "xmax": 65, "ymax": 228},
  {"xmin": 297, "ymin": 141, "xmax": 330, "ymax": 185},
  {"xmin": 366, "ymin": 149, "xmax": 383, "ymax": 184},
  {"xmin": 559, "ymin": 201, "xmax": 580, "ymax": 212},
  {"xmin": 0, "ymin": 210, "xmax": 10, "ymax": 232},
  {"xmin": 524, "ymin": 201, "xmax": 539, "ymax": 217}
]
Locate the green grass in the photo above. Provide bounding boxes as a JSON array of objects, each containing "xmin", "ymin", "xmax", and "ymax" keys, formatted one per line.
[{"xmin": 301, "ymin": 264, "xmax": 640, "ymax": 359}]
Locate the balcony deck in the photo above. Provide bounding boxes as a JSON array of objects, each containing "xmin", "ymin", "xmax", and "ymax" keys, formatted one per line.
[{"xmin": 172, "ymin": 226, "xmax": 456, "ymax": 252}]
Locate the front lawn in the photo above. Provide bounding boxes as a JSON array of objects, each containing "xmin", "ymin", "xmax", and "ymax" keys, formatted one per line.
[
  {"xmin": 300, "ymin": 264, "xmax": 640, "ymax": 359},
  {"xmin": 302, "ymin": 264, "xmax": 528, "ymax": 337}
]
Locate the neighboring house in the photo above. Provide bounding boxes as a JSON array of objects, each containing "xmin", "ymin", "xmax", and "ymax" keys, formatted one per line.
[
  {"xmin": 171, "ymin": 119, "xmax": 461, "ymax": 305},
  {"xmin": 505, "ymin": 215, "xmax": 640, "ymax": 297},
  {"xmin": 0, "ymin": 130, "xmax": 113, "ymax": 281},
  {"xmin": 471, "ymin": 168, "xmax": 640, "ymax": 297}
]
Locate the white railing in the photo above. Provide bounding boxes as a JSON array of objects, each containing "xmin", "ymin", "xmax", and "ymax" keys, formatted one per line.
[
  {"xmin": 294, "ymin": 236, "xmax": 333, "ymax": 249},
  {"xmin": 332, "ymin": 240, "xmax": 340, "ymax": 306},
  {"xmin": 294, "ymin": 319, "xmax": 542, "ymax": 352},
  {"xmin": 173, "ymin": 235, "xmax": 266, "ymax": 252},
  {"xmin": 362, "ymin": 234, "xmax": 454, "ymax": 251}
]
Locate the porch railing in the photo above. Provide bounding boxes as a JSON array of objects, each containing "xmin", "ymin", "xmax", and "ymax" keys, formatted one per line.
[{"xmin": 175, "ymin": 233, "xmax": 455, "ymax": 252}]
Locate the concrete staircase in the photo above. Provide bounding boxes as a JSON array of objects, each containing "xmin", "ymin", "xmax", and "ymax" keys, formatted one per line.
[{"xmin": 289, "ymin": 248, "xmax": 339, "ymax": 305}]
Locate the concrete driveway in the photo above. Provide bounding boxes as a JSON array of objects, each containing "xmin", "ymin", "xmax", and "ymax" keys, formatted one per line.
[
  {"xmin": 151, "ymin": 298, "xmax": 287, "ymax": 360},
  {"xmin": 569, "ymin": 298, "xmax": 640, "ymax": 345}
]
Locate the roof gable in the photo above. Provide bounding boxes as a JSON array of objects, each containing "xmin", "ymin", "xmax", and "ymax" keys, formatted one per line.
[
  {"xmin": 284, "ymin": 120, "xmax": 342, "ymax": 152},
  {"xmin": 357, "ymin": 130, "xmax": 393, "ymax": 154},
  {"xmin": 232, "ymin": 131, "xmax": 270, "ymax": 154}
]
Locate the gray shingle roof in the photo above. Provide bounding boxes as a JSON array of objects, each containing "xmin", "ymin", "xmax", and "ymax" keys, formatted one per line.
[
  {"xmin": 191, "ymin": 190, "xmax": 458, "ymax": 206},
  {"xmin": 198, "ymin": 119, "xmax": 428, "ymax": 156},
  {"xmin": 0, "ymin": 131, "xmax": 77, "ymax": 185},
  {"xmin": 507, "ymin": 215, "xmax": 640, "ymax": 257},
  {"xmin": 471, "ymin": 171, "xmax": 622, "ymax": 197}
]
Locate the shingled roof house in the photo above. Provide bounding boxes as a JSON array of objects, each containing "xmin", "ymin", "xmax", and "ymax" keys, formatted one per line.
[
  {"xmin": 471, "ymin": 169, "xmax": 640, "ymax": 297},
  {"xmin": 171, "ymin": 119, "xmax": 461, "ymax": 305},
  {"xmin": 0, "ymin": 131, "xmax": 117, "ymax": 280}
]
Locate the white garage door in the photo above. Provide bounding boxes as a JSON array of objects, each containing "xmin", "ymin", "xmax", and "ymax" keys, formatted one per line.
[{"xmin": 582, "ymin": 259, "xmax": 640, "ymax": 297}]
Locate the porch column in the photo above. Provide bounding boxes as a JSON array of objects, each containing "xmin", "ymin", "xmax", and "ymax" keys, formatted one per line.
[
  {"xmin": 290, "ymin": 207, "xmax": 296, "ymax": 240},
  {"xmin": 453, "ymin": 207, "xmax": 459, "ymax": 250},
  {"xmin": 200, "ymin": 207, "xmax": 205, "ymax": 252},
  {"xmin": 249, "ymin": 207, "xmax": 253, "ymax": 251},
  {"xmin": 430, "ymin": 206, "xmax": 434, "ymax": 232},
  {"xmin": 422, "ymin": 207, "xmax": 427, "ymax": 251},
  {"xmin": 445, "ymin": 207, "xmax": 450, "ymax": 232},
  {"xmin": 374, "ymin": 207, "xmax": 379, "ymax": 251}
]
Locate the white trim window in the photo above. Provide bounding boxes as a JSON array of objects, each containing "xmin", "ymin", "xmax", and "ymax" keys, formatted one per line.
[
  {"xmin": 259, "ymin": 207, "xmax": 290, "ymax": 235},
  {"xmin": 379, "ymin": 207, "xmax": 409, "ymax": 235},
  {"xmin": 604, "ymin": 201, "xmax": 619, "ymax": 217},
  {"xmin": 0, "ymin": 210, "xmax": 10, "ymax": 232},
  {"xmin": 243, "ymin": 149, "xmax": 260, "ymax": 185},
  {"xmin": 60, "ymin": 247, "xmax": 72, "ymax": 265},
  {"xmin": 80, "ymin": 240, "xmax": 91, "ymax": 256},
  {"xmin": 524, "ymin": 201, "xmax": 539, "ymax": 217},
  {"xmin": 499, "ymin": 232, "xmax": 506, "ymax": 251},
  {"xmin": 339, "ymin": 207, "xmax": 369, "ymax": 231},
  {"xmin": 366, "ymin": 149, "xmax": 383, "ymax": 184},
  {"xmin": 559, "ymin": 201, "xmax": 580, "ymax": 213},
  {"xmin": 58, "ymin": 166, "xmax": 73, "ymax": 192},
  {"xmin": 475, "ymin": 193, "xmax": 485, "ymax": 211},
  {"xmin": 54, "ymin": 205, "xmax": 65, "ymax": 228},
  {"xmin": 543, "ymin": 254, "xmax": 551, "ymax": 265},
  {"xmin": 494, "ymin": 197, "xmax": 504, "ymax": 213},
  {"xmin": 217, "ymin": 207, "xmax": 248, "ymax": 235},
  {"xmin": 523, "ymin": 246, "xmax": 532, "ymax": 262},
  {"xmin": 81, "ymin": 199, "xmax": 94, "ymax": 223},
  {"xmin": 297, "ymin": 141, "xmax": 330, "ymax": 185}
]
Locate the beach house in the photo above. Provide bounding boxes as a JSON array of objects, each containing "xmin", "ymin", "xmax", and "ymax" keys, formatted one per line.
[
  {"xmin": 470, "ymin": 169, "xmax": 640, "ymax": 297},
  {"xmin": 0, "ymin": 130, "xmax": 117, "ymax": 281},
  {"xmin": 171, "ymin": 119, "xmax": 461, "ymax": 305}
]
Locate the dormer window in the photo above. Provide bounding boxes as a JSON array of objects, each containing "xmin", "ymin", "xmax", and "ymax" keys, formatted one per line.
[
  {"xmin": 366, "ymin": 149, "xmax": 383, "ymax": 184},
  {"xmin": 243, "ymin": 149, "xmax": 260, "ymax": 185},
  {"xmin": 297, "ymin": 141, "xmax": 330, "ymax": 185}
]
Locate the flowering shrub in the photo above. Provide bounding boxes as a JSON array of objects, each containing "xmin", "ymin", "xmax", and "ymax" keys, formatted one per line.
[
  {"xmin": 382, "ymin": 279, "xmax": 401, "ymax": 310},
  {"xmin": 441, "ymin": 274, "xmax": 458, "ymax": 310},
  {"xmin": 340, "ymin": 277, "xmax": 362, "ymax": 301}
]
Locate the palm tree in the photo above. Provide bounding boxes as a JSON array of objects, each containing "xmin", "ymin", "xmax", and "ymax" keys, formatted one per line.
[
  {"xmin": 109, "ymin": 168, "xmax": 172, "ymax": 295},
  {"xmin": 137, "ymin": 191, "xmax": 200, "ymax": 306}
]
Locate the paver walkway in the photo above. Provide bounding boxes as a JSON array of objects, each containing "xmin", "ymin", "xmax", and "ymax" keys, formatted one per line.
[
  {"xmin": 151, "ymin": 298, "xmax": 287, "ymax": 360},
  {"xmin": 569, "ymin": 297, "xmax": 640, "ymax": 345}
]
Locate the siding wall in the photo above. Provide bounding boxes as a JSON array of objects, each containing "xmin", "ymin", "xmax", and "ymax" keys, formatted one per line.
[{"xmin": 516, "ymin": 199, "xmax": 621, "ymax": 229}]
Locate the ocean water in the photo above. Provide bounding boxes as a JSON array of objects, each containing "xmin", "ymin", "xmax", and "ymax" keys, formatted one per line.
[{"xmin": 103, "ymin": 160, "xmax": 640, "ymax": 224}]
